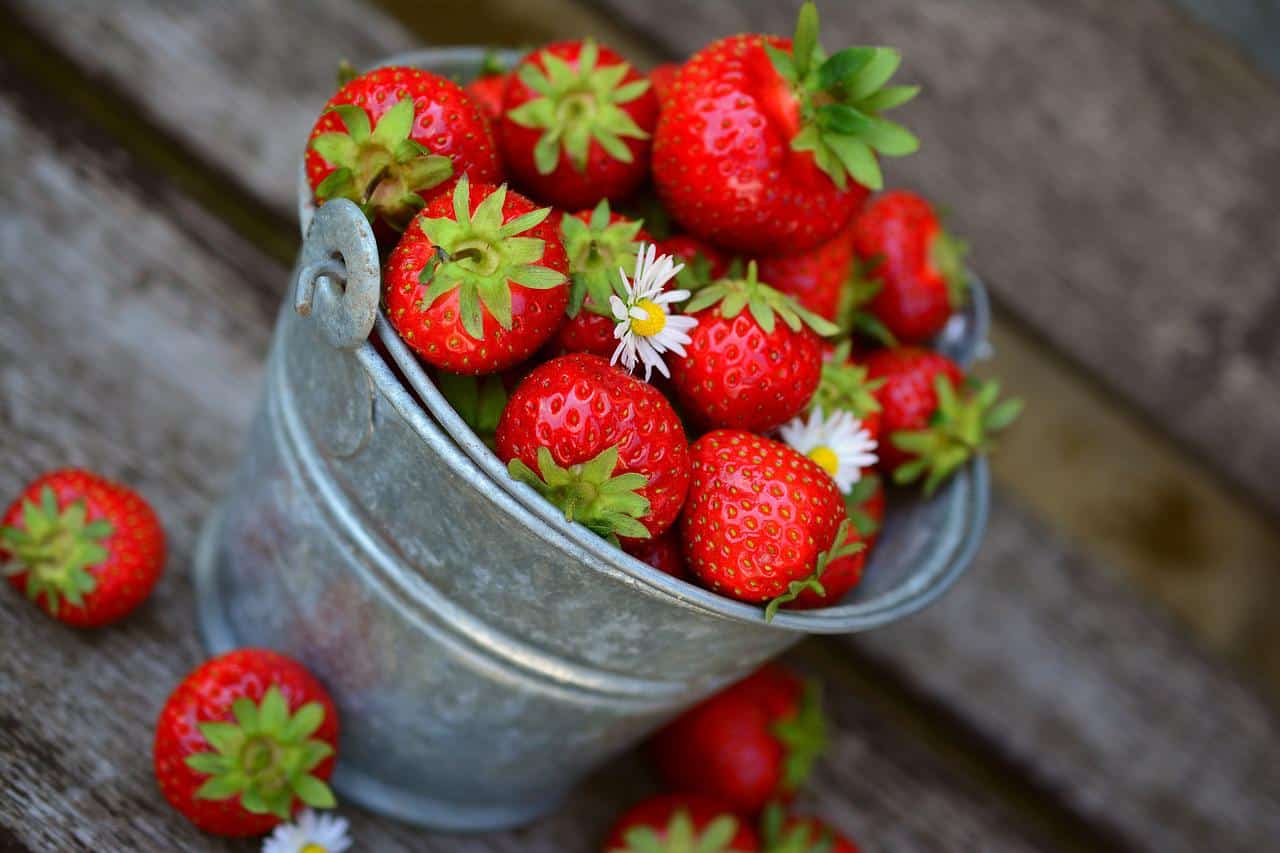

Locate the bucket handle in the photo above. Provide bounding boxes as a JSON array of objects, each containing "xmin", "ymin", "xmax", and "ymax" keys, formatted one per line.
[{"xmin": 294, "ymin": 199, "xmax": 381, "ymax": 350}]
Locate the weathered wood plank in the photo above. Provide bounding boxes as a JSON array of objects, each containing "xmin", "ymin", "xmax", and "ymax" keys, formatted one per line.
[
  {"xmin": 585, "ymin": 0, "xmax": 1280, "ymax": 519},
  {"xmin": 0, "ymin": 81, "xmax": 1048, "ymax": 852}
]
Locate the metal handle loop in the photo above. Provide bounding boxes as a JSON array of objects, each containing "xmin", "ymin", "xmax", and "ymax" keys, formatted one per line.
[{"xmin": 294, "ymin": 199, "xmax": 381, "ymax": 350}]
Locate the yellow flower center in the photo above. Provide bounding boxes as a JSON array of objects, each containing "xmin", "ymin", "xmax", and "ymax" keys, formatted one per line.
[
  {"xmin": 629, "ymin": 299, "xmax": 667, "ymax": 337},
  {"xmin": 301, "ymin": 844, "xmax": 327, "ymax": 853},
  {"xmin": 808, "ymin": 446, "xmax": 840, "ymax": 477}
]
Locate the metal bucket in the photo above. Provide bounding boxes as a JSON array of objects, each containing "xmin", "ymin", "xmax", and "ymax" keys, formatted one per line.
[{"xmin": 192, "ymin": 47, "xmax": 991, "ymax": 832}]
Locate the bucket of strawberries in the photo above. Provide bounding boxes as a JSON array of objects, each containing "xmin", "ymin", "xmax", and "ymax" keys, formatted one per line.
[{"xmin": 190, "ymin": 1, "xmax": 1018, "ymax": 832}]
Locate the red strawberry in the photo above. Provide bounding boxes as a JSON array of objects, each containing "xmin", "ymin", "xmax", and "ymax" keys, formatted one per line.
[
  {"xmin": 811, "ymin": 341, "xmax": 885, "ymax": 444},
  {"xmin": 623, "ymin": 528, "xmax": 688, "ymax": 580},
  {"xmin": 2, "ymin": 469, "xmax": 164, "ymax": 628},
  {"xmin": 670, "ymin": 263, "xmax": 833, "ymax": 433},
  {"xmin": 500, "ymin": 40, "xmax": 658, "ymax": 210},
  {"xmin": 652, "ymin": 2, "xmax": 918, "ymax": 253},
  {"xmin": 153, "ymin": 649, "xmax": 339, "ymax": 837},
  {"xmin": 554, "ymin": 201, "xmax": 651, "ymax": 358},
  {"xmin": 760, "ymin": 806, "xmax": 860, "ymax": 853},
  {"xmin": 603, "ymin": 794, "xmax": 759, "ymax": 852},
  {"xmin": 384, "ymin": 178, "xmax": 569, "ymax": 375},
  {"xmin": 781, "ymin": 473, "xmax": 886, "ymax": 609},
  {"xmin": 680, "ymin": 431, "xmax": 861, "ymax": 613},
  {"xmin": 852, "ymin": 190, "xmax": 969, "ymax": 343},
  {"xmin": 306, "ymin": 66, "xmax": 502, "ymax": 237},
  {"xmin": 650, "ymin": 664, "xmax": 826, "ymax": 814},
  {"xmin": 649, "ymin": 62, "xmax": 680, "ymax": 105},
  {"xmin": 496, "ymin": 353, "xmax": 691, "ymax": 542},
  {"xmin": 756, "ymin": 233, "xmax": 856, "ymax": 322},
  {"xmin": 465, "ymin": 51, "xmax": 509, "ymax": 121},
  {"xmin": 847, "ymin": 472, "xmax": 885, "ymax": 550},
  {"xmin": 864, "ymin": 348, "xmax": 1021, "ymax": 493}
]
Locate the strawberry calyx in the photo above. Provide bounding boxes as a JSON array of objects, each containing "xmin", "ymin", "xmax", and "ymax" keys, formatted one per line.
[
  {"xmin": 562, "ymin": 199, "xmax": 646, "ymax": 317},
  {"xmin": 435, "ymin": 372, "xmax": 508, "ymax": 447},
  {"xmin": 835, "ymin": 259, "xmax": 898, "ymax": 347},
  {"xmin": 891, "ymin": 376, "xmax": 1023, "ymax": 494},
  {"xmin": 614, "ymin": 809, "xmax": 744, "ymax": 853},
  {"xmin": 310, "ymin": 97, "xmax": 454, "ymax": 231},
  {"xmin": 811, "ymin": 341, "xmax": 884, "ymax": 418},
  {"xmin": 417, "ymin": 177, "xmax": 567, "ymax": 340},
  {"xmin": 759, "ymin": 804, "xmax": 839, "ymax": 853},
  {"xmin": 183, "ymin": 685, "xmax": 335, "ymax": 820},
  {"xmin": 507, "ymin": 445, "xmax": 652, "ymax": 546},
  {"xmin": 843, "ymin": 474, "xmax": 881, "ymax": 538},
  {"xmin": 508, "ymin": 39, "xmax": 652, "ymax": 174},
  {"xmin": 763, "ymin": 518, "xmax": 863, "ymax": 621},
  {"xmin": 478, "ymin": 49, "xmax": 509, "ymax": 78},
  {"xmin": 0, "ymin": 486, "xmax": 112, "ymax": 615},
  {"xmin": 771, "ymin": 679, "xmax": 828, "ymax": 794},
  {"xmin": 766, "ymin": 1, "xmax": 920, "ymax": 191},
  {"xmin": 930, "ymin": 228, "xmax": 970, "ymax": 310},
  {"xmin": 685, "ymin": 261, "xmax": 839, "ymax": 337}
]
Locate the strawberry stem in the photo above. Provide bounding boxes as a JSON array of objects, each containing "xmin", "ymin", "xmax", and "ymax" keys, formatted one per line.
[{"xmin": 0, "ymin": 486, "xmax": 112, "ymax": 615}]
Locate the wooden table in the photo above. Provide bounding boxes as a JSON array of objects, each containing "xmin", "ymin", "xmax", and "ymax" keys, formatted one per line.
[{"xmin": 1, "ymin": 1, "xmax": 1278, "ymax": 850}]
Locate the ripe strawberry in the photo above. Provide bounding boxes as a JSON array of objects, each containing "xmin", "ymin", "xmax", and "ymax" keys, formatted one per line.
[
  {"xmin": 680, "ymin": 431, "xmax": 861, "ymax": 614},
  {"xmin": 500, "ymin": 40, "xmax": 658, "ymax": 210},
  {"xmin": 670, "ymin": 263, "xmax": 834, "ymax": 433},
  {"xmin": 756, "ymin": 233, "xmax": 856, "ymax": 322},
  {"xmin": 649, "ymin": 62, "xmax": 680, "ymax": 105},
  {"xmin": 496, "ymin": 353, "xmax": 691, "ymax": 542},
  {"xmin": 852, "ymin": 191, "xmax": 969, "ymax": 343},
  {"xmin": 650, "ymin": 664, "xmax": 826, "ymax": 814},
  {"xmin": 652, "ymin": 2, "xmax": 919, "ymax": 253},
  {"xmin": 383, "ymin": 178, "xmax": 569, "ymax": 375},
  {"xmin": 465, "ymin": 51, "xmax": 509, "ymax": 121},
  {"xmin": 306, "ymin": 66, "xmax": 502, "ymax": 237},
  {"xmin": 154, "ymin": 649, "xmax": 339, "ymax": 837},
  {"xmin": 1, "ymin": 469, "xmax": 164, "ymax": 628},
  {"xmin": 760, "ymin": 806, "xmax": 860, "ymax": 853},
  {"xmin": 623, "ymin": 528, "xmax": 688, "ymax": 580},
  {"xmin": 603, "ymin": 794, "xmax": 759, "ymax": 852},
  {"xmin": 864, "ymin": 348, "xmax": 1022, "ymax": 493}
]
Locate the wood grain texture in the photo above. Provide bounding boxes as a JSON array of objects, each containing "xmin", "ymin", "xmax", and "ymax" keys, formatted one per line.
[
  {"xmin": 0, "ymin": 89, "xmax": 1046, "ymax": 852},
  {"xmin": 586, "ymin": 0, "xmax": 1280, "ymax": 519}
]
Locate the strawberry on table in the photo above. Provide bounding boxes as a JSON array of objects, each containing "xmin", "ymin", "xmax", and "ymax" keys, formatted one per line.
[
  {"xmin": 496, "ymin": 353, "xmax": 692, "ymax": 543},
  {"xmin": 154, "ymin": 649, "xmax": 339, "ymax": 837},
  {"xmin": 653, "ymin": 2, "xmax": 919, "ymax": 253},
  {"xmin": 852, "ymin": 190, "xmax": 969, "ymax": 343},
  {"xmin": 603, "ymin": 794, "xmax": 760, "ymax": 852},
  {"xmin": 680, "ymin": 431, "xmax": 862, "ymax": 615},
  {"xmin": 623, "ymin": 528, "xmax": 689, "ymax": 581},
  {"xmin": 670, "ymin": 262, "xmax": 835, "ymax": 433},
  {"xmin": 650, "ymin": 664, "xmax": 827, "ymax": 815},
  {"xmin": 383, "ymin": 177, "xmax": 569, "ymax": 374},
  {"xmin": 465, "ymin": 50, "xmax": 509, "ymax": 121},
  {"xmin": 1, "ymin": 469, "xmax": 164, "ymax": 628},
  {"xmin": 865, "ymin": 347, "xmax": 1022, "ymax": 493},
  {"xmin": 306, "ymin": 66, "xmax": 502, "ymax": 238},
  {"xmin": 500, "ymin": 39, "xmax": 658, "ymax": 210},
  {"xmin": 760, "ymin": 806, "xmax": 861, "ymax": 853}
]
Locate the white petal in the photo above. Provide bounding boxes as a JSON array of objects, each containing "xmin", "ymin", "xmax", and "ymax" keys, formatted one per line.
[{"xmin": 610, "ymin": 294, "xmax": 629, "ymax": 321}]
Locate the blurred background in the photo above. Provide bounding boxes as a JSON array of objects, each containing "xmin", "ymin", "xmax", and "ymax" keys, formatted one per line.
[{"xmin": 0, "ymin": 1, "xmax": 1277, "ymax": 850}]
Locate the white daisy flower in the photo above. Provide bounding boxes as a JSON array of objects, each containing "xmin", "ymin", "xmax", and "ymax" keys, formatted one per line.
[
  {"xmin": 262, "ymin": 809, "xmax": 351, "ymax": 853},
  {"xmin": 609, "ymin": 243, "xmax": 698, "ymax": 381},
  {"xmin": 779, "ymin": 407, "xmax": 879, "ymax": 493}
]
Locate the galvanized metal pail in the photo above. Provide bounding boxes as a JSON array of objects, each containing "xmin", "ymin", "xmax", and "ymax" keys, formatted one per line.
[{"xmin": 192, "ymin": 47, "xmax": 991, "ymax": 832}]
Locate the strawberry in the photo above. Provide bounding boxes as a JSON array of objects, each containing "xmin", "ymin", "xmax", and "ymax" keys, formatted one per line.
[
  {"xmin": 383, "ymin": 177, "xmax": 569, "ymax": 375},
  {"xmin": 500, "ymin": 40, "xmax": 658, "ymax": 210},
  {"xmin": 852, "ymin": 190, "xmax": 969, "ymax": 343},
  {"xmin": 623, "ymin": 528, "xmax": 688, "ymax": 580},
  {"xmin": 864, "ymin": 348, "xmax": 1021, "ymax": 493},
  {"xmin": 760, "ymin": 806, "xmax": 860, "ymax": 853},
  {"xmin": 649, "ymin": 62, "xmax": 680, "ymax": 105},
  {"xmin": 670, "ymin": 263, "xmax": 834, "ymax": 433},
  {"xmin": 680, "ymin": 431, "xmax": 862, "ymax": 615},
  {"xmin": 465, "ymin": 51, "xmax": 509, "ymax": 121},
  {"xmin": 659, "ymin": 234, "xmax": 729, "ymax": 291},
  {"xmin": 652, "ymin": 2, "xmax": 919, "ymax": 253},
  {"xmin": 650, "ymin": 664, "xmax": 826, "ymax": 814},
  {"xmin": 756, "ymin": 233, "xmax": 856, "ymax": 322},
  {"xmin": 306, "ymin": 66, "xmax": 502, "ymax": 238},
  {"xmin": 1, "ymin": 469, "xmax": 164, "ymax": 628},
  {"xmin": 603, "ymin": 794, "xmax": 759, "ymax": 852},
  {"xmin": 847, "ymin": 472, "xmax": 885, "ymax": 550},
  {"xmin": 153, "ymin": 649, "xmax": 339, "ymax": 837},
  {"xmin": 810, "ymin": 341, "xmax": 885, "ymax": 443},
  {"xmin": 496, "ymin": 353, "xmax": 691, "ymax": 542}
]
